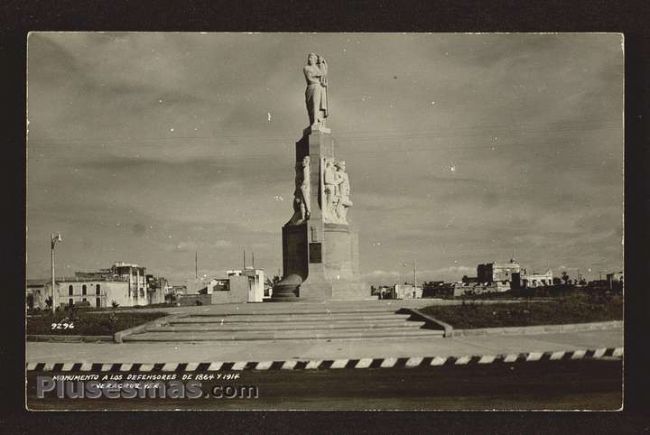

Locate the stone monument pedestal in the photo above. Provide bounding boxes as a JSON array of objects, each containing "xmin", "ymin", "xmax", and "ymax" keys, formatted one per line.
[{"xmin": 271, "ymin": 128, "xmax": 367, "ymax": 301}]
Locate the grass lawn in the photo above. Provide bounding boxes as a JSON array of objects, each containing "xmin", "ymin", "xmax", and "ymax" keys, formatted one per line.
[
  {"xmin": 26, "ymin": 310, "xmax": 168, "ymax": 336},
  {"xmin": 419, "ymin": 292, "xmax": 623, "ymax": 329}
]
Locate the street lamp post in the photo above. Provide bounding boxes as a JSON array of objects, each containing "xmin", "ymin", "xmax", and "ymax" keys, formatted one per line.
[{"xmin": 50, "ymin": 233, "xmax": 62, "ymax": 315}]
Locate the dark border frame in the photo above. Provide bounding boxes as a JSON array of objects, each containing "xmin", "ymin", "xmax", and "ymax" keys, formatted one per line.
[{"xmin": 2, "ymin": 0, "xmax": 649, "ymax": 432}]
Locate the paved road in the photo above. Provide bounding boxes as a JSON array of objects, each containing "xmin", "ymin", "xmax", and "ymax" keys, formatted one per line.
[
  {"xmin": 26, "ymin": 327, "xmax": 623, "ymax": 363},
  {"xmin": 26, "ymin": 359, "xmax": 622, "ymax": 411},
  {"xmin": 26, "ymin": 299, "xmax": 623, "ymax": 412}
]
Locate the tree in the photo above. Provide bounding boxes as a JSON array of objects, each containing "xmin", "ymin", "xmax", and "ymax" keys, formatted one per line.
[
  {"xmin": 26, "ymin": 294, "xmax": 34, "ymax": 310},
  {"xmin": 561, "ymin": 271, "xmax": 570, "ymax": 285}
]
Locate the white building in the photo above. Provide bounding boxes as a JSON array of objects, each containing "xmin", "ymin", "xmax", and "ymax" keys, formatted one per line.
[
  {"xmin": 41, "ymin": 262, "xmax": 164, "ymax": 308},
  {"xmin": 228, "ymin": 268, "xmax": 266, "ymax": 302},
  {"xmin": 56, "ymin": 278, "xmax": 132, "ymax": 308},
  {"xmin": 522, "ymin": 270, "xmax": 553, "ymax": 288},
  {"xmin": 390, "ymin": 284, "xmax": 423, "ymax": 300},
  {"xmin": 26, "ymin": 279, "xmax": 49, "ymax": 309}
]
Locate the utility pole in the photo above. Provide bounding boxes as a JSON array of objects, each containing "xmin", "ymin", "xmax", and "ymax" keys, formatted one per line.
[
  {"xmin": 252, "ymin": 251, "xmax": 255, "ymax": 269},
  {"xmin": 413, "ymin": 259, "xmax": 417, "ymax": 288},
  {"xmin": 243, "ymin": 249, "xmax": 246, "ymax": 269},
  {"xmin": 195, "ymin": 251, "xmax": 198, "ymax": 279},
  {"xmin": 50, "ymin": 233, "xmax": 62, "ymax": 315}
]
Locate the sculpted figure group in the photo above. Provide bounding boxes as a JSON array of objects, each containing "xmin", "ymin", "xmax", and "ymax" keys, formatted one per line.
[
  {"xmin": 287, "ymin": 155, "xmax": 352, "ymax": 226},
  {"xmin": 288, "ymin": 156, "xmax": 311, "ymax": 225},
  {"xmin": 322, "ymin": 157, "xmax": 352, "ymax": 225}
]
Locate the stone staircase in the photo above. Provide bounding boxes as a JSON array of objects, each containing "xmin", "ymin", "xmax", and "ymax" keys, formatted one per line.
[{"xmin": 122, "ymin": 304, "xmax": 444, "ymax": 342}]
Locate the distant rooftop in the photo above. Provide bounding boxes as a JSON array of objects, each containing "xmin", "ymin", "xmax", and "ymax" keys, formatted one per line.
[
  {"xmin": 113, "ymin": 262, "xmax": 144, "ymax": 269},
  {"xmin": 26, "ymin": 276, "xmax": 129, "ymax": 285}
]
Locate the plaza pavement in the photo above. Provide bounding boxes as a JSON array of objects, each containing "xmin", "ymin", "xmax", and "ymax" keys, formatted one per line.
[{"xmin": 26, "ymin": 327, "xmax": 623, "ymax": 364}]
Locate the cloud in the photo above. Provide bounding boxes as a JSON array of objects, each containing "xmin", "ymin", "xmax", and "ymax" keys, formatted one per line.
[
  {"xmin": 362, "ymin": 270, "xmax": 401, "ymax": 283},
  {"xmin": 26, "ymin": 33, "xmax": 624, "ymax": 284},
  {"xmin": 429, "ymin": 266, "xmax": 475, "ymax": 276},
  {"xmin": 132, "ymin": 223, "xmax": 147, "ymax": 236}
]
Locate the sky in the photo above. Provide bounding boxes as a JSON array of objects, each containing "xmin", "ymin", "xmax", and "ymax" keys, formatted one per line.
[{"xmin": 26, "ymin": 32, "xmax": 624, "ymax": 285}]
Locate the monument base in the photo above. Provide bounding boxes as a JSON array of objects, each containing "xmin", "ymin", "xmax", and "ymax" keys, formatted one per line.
[
  {"xmin": 272, "ymin": 222, "xmax": 368, "ymax": 301},
  {"xmin": 271, "ymin": 127, "xmax": 368, "ymax": 302},
  {"xmin": 268, "ymin": 274, "xmax": 301, "ymax": 302}
]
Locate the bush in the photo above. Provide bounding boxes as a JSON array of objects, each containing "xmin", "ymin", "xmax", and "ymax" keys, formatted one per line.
[
  {"xmin": 66, "ymin": 304, "xmax": 79, "ymax": 322},
  {"xmin": 26, "ymin": 311, "xmax": 167, "ymax": 336},
  {"xmin": 421, "ymin": 291, "xmax": 622, "ymax": 329}
]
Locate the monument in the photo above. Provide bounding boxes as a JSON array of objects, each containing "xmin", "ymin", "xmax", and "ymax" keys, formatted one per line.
[{"xmin": 271, "ymin": 53, "xmax": 367, "ymax": 301}]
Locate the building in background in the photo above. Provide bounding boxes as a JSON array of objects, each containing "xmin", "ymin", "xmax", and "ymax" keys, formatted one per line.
[
  {"xmin": 454, "ymin": 258, "xmax": 555, "ymax": 297},
  {"xmin": 453, "ymin": 282, "xmax": 499, "ymax": 297},
  {"xmin": 477, "ymin": 259, "xmax": 522, "ymax": 290},
  {"xmin": 73, "ymin": 262, "xmax": 151, "ymax": 306},
  {"xmin": 422, "ymin": 281, "xmax": 455, "ymax": 298},
  {"xmin": 521, "ymin": 270, "xmax": 554, "ymax": 288},
  {"xmin": 26, "ymin": 262, "xmax": 169, "ymax": 309},
  {"xmin": 381, "ymin": 284, "xmax": 422, "ymax": 300},
  {"xmin": 177, "ymin": 267, "xmax": 269, "ymax": 306},
  {"xmin": 373, "ymin": 285, "xmax": 392, "ymax": 299},
  {"xmin": 26, "ymin": 279, "xmax": 49, "ymax": 310},
  {"xmin": 57, "ymin": 278, "xmax": 131, "ymax": 308},
  {"xmin": 606, "ymin": 272, "xmax": 624, "ymax": 291},
  {"xmin": 228, "ymin": 268, "xmax": 266, "ymax": 302},
  {"xmin": 395, "ymin": 284, "xmax": 422, "ymax": 299},
  {"xmin": 146, "ymin": 274, "xmax": 169, "ymax": 305}
]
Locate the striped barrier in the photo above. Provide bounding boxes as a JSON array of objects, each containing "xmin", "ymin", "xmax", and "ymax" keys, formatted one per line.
[{"xmin": 26, "ymin": 347, "xmax": 623, "ymax": 372}]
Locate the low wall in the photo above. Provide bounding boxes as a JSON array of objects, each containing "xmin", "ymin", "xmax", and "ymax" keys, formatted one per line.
[
  {"xmin": 211, "ymin": 276, "xmax": 249, "ymax": 304},
  {"xmin": 453, "ymin": 320, "xmax": 623, "ymax": 337},
  {"xmin": 177, "ymin": 294, "xmax": 212, "ymax": 306}
]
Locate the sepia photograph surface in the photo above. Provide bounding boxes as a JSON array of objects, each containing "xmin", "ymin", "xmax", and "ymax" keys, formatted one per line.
[{"xmin": 25, "ymin": 32, "xmax": 624, "ymax": 411}]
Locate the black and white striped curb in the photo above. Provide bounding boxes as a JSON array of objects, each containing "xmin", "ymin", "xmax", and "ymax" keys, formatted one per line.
[{"xmin": 26, "ymin": 347, "xmax": 622, "ymax": 372}]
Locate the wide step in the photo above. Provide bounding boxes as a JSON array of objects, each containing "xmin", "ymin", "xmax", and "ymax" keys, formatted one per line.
[
  {"xmin": 123, "ymin": 328, "xmax": 444, "ymax": 342},
  {"xmin": 120, "ymin": 304, "xmax": 439, "ymax": 343},
  {"xmin": 187, "ymin": 307, "xmax": 406, "ymax": 316},
  {"xmin": 151, "ymin": 320, "xmax": 424, "ymax": 332},
  {"xmin": 171, "ymin": 313, "xmax": 410, "ymax": 324}
]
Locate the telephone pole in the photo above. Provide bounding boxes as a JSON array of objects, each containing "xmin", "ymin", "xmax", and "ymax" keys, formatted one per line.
[{"xmin": 413, "ymin": 259, "xmax": 417, "ymax": 288}]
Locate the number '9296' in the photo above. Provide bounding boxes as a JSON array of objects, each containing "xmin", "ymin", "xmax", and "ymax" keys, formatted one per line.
[{"xmin": 51, "ymin": 322, "xmax": 74, "ymax": 330}]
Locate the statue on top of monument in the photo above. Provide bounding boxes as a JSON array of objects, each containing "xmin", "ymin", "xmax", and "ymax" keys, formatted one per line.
[
  {"xmin": 288, "ymin": 155, "xmax": 311, "ymax": 225},
  {"xmin": 304, "ymin": 53, "xmax": 329, "ymax": 130}
]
